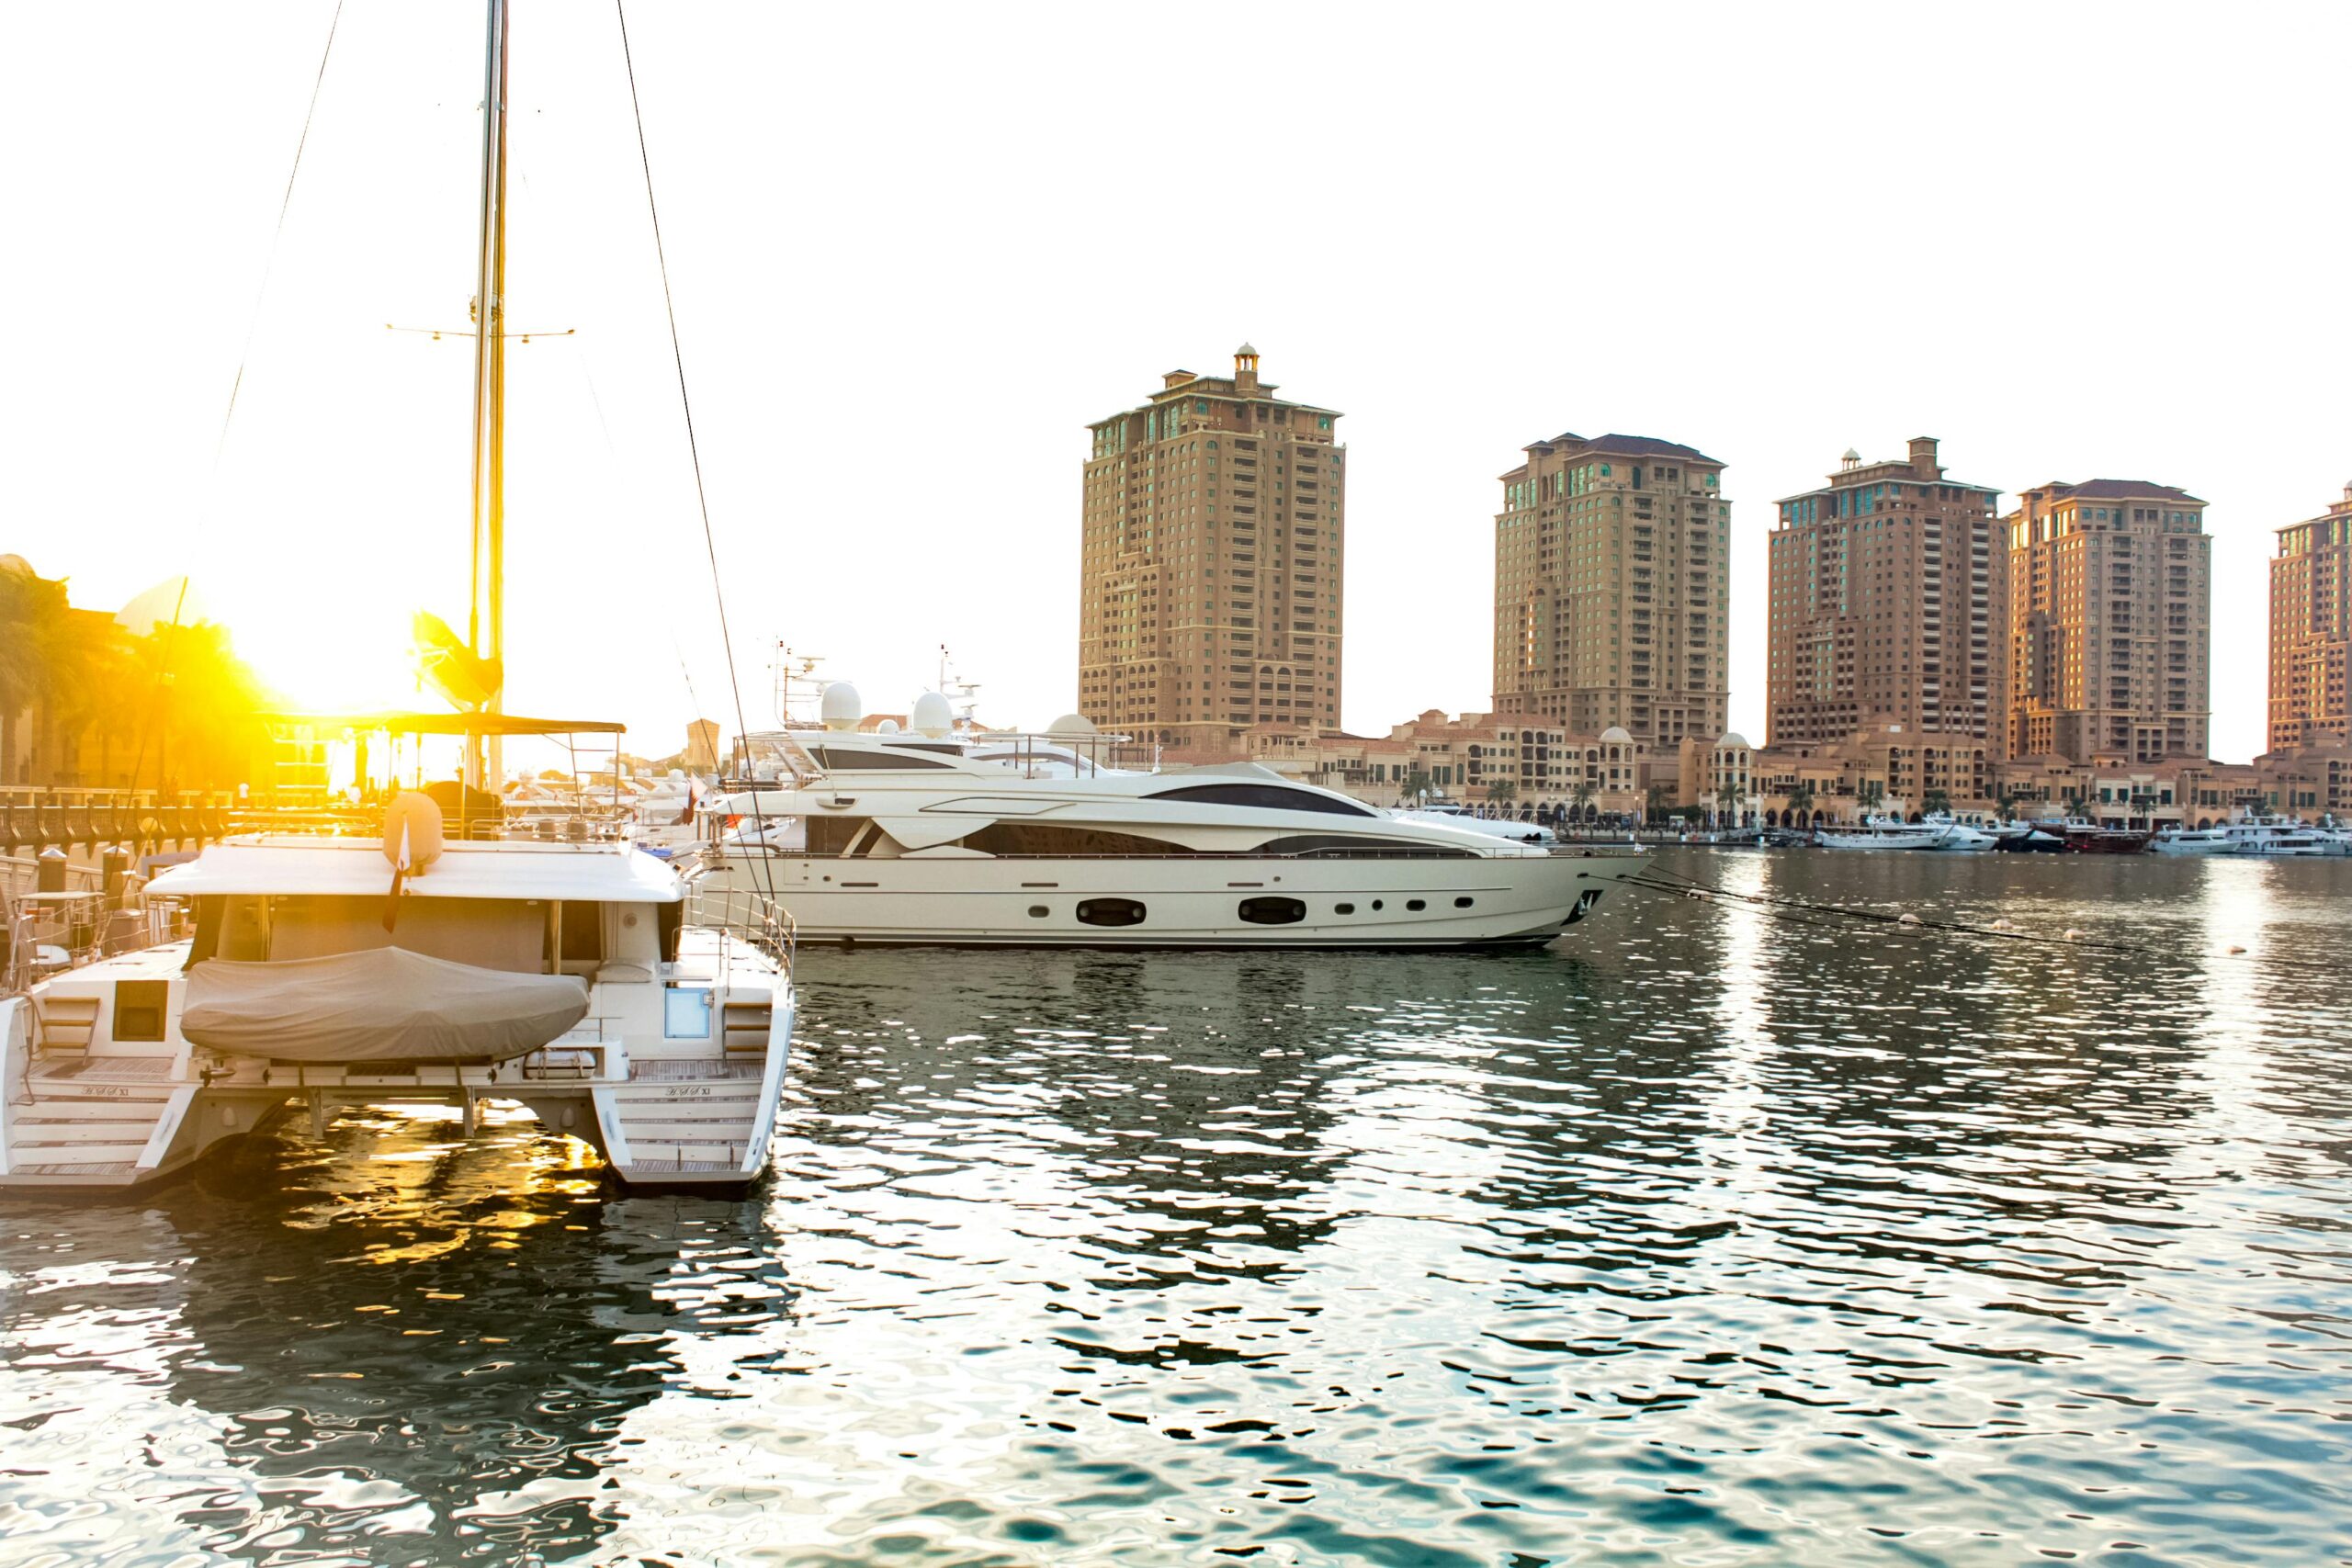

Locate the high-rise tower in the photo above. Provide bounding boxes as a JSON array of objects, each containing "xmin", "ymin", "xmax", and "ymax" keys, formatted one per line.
[
  {"xmin": 1078, "ymin": 347, "xmax": 1344, "ymax": 753},
  {"xmin": 1492, "ymin": 433, "xmax": 1728, "ymax": 746},
  {"xmin": 2007, "ymin": 479, "xmax": 2210, "ymax": 762},
  {"xmin": 1766, "ymin": 438, "xmax": 2007, "ymax": 750},
  {"xmin": 2269, "ymin": 482, "xmax": 2352, "ymax": 751}
]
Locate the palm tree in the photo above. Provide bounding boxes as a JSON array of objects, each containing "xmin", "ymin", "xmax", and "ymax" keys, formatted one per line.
[
  {"xmin": 1570, "ymin": 777, "xmax": 1597, "ymax": 821},
  {"xmin": 1923, "ymin": 787, "xmax": 1951, "ymax": 818},
  {"xmin": 1996, "ymin": 790, "xmax": 2020, "ymax": 823},
  {"xmin": 1783, "ymin": 782, "xmax": 1815, "ymax": 826},
  {"xmin": 131, "ymin": 622, "xmax": 271, "ymax": 795},
  {"xmin": 1859, "ymin": 778, "xmax": 1885, "ymax": 812},
  {"xmin": 1400, "ymin": 766, "xmax": 1431, "ymax": 805},
  {"xmin": 0, "ymin": 559, "xmax": 73, "ymax": 784},
  {"xmin": 1714, "ymin": 781, "xmax": 1741, "ymax": 828},
  {"xmin": 1485, "ymin": 776, "xmax": 1518, "ymax": 807}
]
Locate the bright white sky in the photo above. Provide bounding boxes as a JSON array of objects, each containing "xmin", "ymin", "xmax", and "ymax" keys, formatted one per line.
[{"xmin": 5, "ymin": 2, "xmax": 2345, "ymax": 768}]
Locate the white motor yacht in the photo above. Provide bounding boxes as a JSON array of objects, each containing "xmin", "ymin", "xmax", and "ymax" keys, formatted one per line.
[
  {"xmin": 689, "ymin": 692, "xmax": 1642, "ymax": 948},
  {"xmin": 2228, "ymin": 815, "xmax": 2331, "ymax": 856},
  {"xmin": 0, "ymin": 811, "xmax": 794, "ymax": 1195},
  {"xmin": 1849, "ymin": 813, "xmax": 1996, "ymax": 851},
  {"xmin": 2150, "ymin": 825, "xmax": 2236, "ymax": 856},
  {"xmin": 2154, "ymin": 813, "xmax": 2330, "ymax": 858},
  {"xmin": 1817, "ymin": 821, "xmax": 1949, "ymax": 851}
]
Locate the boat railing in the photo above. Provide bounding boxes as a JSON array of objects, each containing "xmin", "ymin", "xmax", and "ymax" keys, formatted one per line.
[
  {"xmin": 0, "ymin": 892, "xmax": 189, "ymax": 996},
  {"xmin": 695, "ymin": 886, "xmax": 797, "ymax": 974},
  {"xmin": 0, "ymin": 904, "xmax": 33, "ymax": 998},
  {"xmin": 0, "ymin": 852, "xmax": 106, "ymax": 902}
]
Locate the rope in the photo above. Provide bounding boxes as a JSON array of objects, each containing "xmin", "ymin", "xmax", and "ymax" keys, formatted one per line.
[
  {"xmin": 130, "ymin": 0, "xmax": 347, "ymax": 798},
  {"xmin": 614, "ymin": 0, "xmax": 778, "ymax": 912}
]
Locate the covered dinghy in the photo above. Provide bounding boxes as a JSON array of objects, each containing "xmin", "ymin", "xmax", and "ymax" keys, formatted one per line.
[{"xmin": 182, "ymin": 947, "xmax": 591, "ymax": 1063}]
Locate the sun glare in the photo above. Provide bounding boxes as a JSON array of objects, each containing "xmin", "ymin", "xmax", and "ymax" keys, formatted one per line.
[{"xmin": 213, "ymin": 585, "xmax": 424, "ymax": 716}]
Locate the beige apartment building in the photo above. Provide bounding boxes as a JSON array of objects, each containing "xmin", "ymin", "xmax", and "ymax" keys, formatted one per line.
[
  {"xmin": 2006, "ymin": 479, "xmax": 2211, "ymax": 762},
  {"xmin": 1766, "ymin": 438, "xmax": 2007, "ymax": 752},
  {"xmin": 1238, "ymin": 711, "xmax": 1657, "ymax": 818},
  {"xmin": 1078, "ymin": 346, "xmax": 1344, "ymax": 754},
  {"xmin": 1492, "ymin": 432, "xmax": 1730, "ymax": 751},
  {"xmin": 2269, "ymin": 482, "xmax": 2352, "ymax": 751}
]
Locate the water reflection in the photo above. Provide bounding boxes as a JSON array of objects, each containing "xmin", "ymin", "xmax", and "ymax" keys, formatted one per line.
[
  {"xmin": 1, "ymin": 850, "xmax": 2347, "ymax": 1565},
  {"xmin": 0, "ymin": 1111, "xmax": 790, "ymax": 1564}
]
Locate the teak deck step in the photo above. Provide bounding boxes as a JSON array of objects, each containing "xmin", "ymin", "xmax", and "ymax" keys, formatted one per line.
[
  {"xmin": 32, "ymin": 995, "xmax": 101, "ymax": 1052},
  {"xmin": 12, "ymin": 1138, "xmax": 155, "ymax": 1166}
]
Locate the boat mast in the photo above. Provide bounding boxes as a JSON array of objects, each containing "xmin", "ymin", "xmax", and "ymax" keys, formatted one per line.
[{"xmin": 465, "ymin": 0, "xmax": 510, "ymax": 789}]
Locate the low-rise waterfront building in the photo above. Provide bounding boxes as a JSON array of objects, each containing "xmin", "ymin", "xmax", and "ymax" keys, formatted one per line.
[{"xmin": 1235, "ymin": 711, "xmax": 1657, "ymax": 818}]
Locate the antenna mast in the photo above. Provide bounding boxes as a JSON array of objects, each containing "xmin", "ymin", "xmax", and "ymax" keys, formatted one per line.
[{"xmin": 465, "ymin": 0, "xmax": 511, "ymax": 787}]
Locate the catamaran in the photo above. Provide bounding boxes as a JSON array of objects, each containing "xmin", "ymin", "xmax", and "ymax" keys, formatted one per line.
[
  {"xmin": 1, "ymin": 776, "xmax": 793, "ymax": 1193},
  {"xmin": 1, "ymin": 1, "xmax": 795, "ymax": 1194}
]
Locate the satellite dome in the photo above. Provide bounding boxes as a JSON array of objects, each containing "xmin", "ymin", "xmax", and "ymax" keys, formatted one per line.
[
  {"xmin": 1046, "ymin": 711, "xmax": 1097, "ymax": 736},
  {"xmin": 117, "ymin": 574, "xmax": 209, "ymax": 638},
  {"xmin": 910, "ymin": 691, "xmax": 955, "ymax": 739},
  {"xmin": 874, "ymin": 717, "xmax": 900, "ymax": 734},
  {"xmin": 820, "ymin": 682, "xmax": 863, "ymax": 732}
]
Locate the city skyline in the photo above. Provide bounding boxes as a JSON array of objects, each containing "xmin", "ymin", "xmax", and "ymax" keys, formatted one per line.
[{"xmin": 2, "ymin": 5, "xmax": 2343, "ymax": 767}]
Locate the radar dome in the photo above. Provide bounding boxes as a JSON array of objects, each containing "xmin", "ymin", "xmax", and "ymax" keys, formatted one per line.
[
  {"xmin": 820, "ymin": 682, "xmax": 863, "ymax": 732},
  {"xmin": 875, "ymin": 718, "xmax": 900, "ymax": 734},
  {"xmin": 910, "ymin": 691, "xmax": 955, "ymax": 739},
  {"xmin": 1046, "ymin": 711, "xmax": 1097, "ymax": 736}
]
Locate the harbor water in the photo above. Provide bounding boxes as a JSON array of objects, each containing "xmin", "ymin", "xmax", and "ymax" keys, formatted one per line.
[{"xmin": 3, "ymin": 849, "xmax": 2348, "ymax": 1565}]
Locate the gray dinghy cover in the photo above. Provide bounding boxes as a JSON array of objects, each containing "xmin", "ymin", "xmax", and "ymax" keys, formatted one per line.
[{"xmin": 182, "ymin": 947, "xmax": 592, "ymax": 1063}]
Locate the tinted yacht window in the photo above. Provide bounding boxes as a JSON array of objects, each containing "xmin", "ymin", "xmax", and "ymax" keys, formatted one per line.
[
  {"xmin": 1145, "ymin": 783, "xmax": 1373, "ymax": 817},
  {"xmin": 806, "ymin": 747, "xmax": 953, "ymax": 771},
  {"xmin": 1253, "ymin": 834, "xmax": 1473, "ymax": 859}
]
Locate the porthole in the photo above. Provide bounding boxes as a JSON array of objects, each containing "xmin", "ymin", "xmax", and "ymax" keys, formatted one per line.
[
  {"xmin": 1334, "ymin": 902, "xmax": 1355, "ymax": 915},
  {"xmin": 1028, "ymin": 905, "xmax": 1050, "ymax": 918},
  {"xmin": 1238, "ymin": 897, "xmax": 1307, "ymax": 925},
  {"xmin": 1371, "ymin": 899, "xmax": 1384, "ymax": 910},
  {"xmin": 1407, "ymin": 898, "xmax": 1427, "ymax": 912},
  {"xmin": 1076, "ymin": 897, "xmax": 1146, "ymax": 928},
  {"xmin": 1453, "ymin": 897, "xmax": 1474, "ymax": 908}
]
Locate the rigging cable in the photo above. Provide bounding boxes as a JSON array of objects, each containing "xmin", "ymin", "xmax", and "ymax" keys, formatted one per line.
[
  {"xmin": 615, "ymin": 0, "xmax": 782, "ymax": 923},
  {"xmin": 130, "ymin": 0, "xmax": 347, "ymax": 798}
]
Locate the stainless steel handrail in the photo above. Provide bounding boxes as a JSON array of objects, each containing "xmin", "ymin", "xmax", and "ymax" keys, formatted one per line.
[{"xmin": 692, "ymin": 886, "xmax": 797, "ymax": 976}]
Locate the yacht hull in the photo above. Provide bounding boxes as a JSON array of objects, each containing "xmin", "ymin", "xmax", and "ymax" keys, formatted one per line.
[{"xmin": 694, "ymin": 850, "xmax": 1645, "ymax": 948}]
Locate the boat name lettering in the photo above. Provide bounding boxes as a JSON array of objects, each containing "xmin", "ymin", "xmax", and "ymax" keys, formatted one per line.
[{"xmin": 663, "ymin": 1086, "xmax": 713, "ymax": 1099}]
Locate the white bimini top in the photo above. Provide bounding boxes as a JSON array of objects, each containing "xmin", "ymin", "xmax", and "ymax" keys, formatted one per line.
[{"xmin": 147, "ymin": 835, "xmax": 685, "ymax": 904}]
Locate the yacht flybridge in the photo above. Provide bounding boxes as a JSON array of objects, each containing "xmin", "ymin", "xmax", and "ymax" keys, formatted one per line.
[
  {"xmin": 690, "ymin": 690, "xmax": 1645, "ymax": 948},
  {"xmin": 0, "ymin": 808, "xmax": 794, "ymax": 1194}
]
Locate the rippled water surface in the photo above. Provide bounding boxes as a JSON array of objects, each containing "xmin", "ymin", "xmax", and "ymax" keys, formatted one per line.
[{"xmin": 4, "ymin": 850, "xmax": 2351, "ymax": 1565}]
